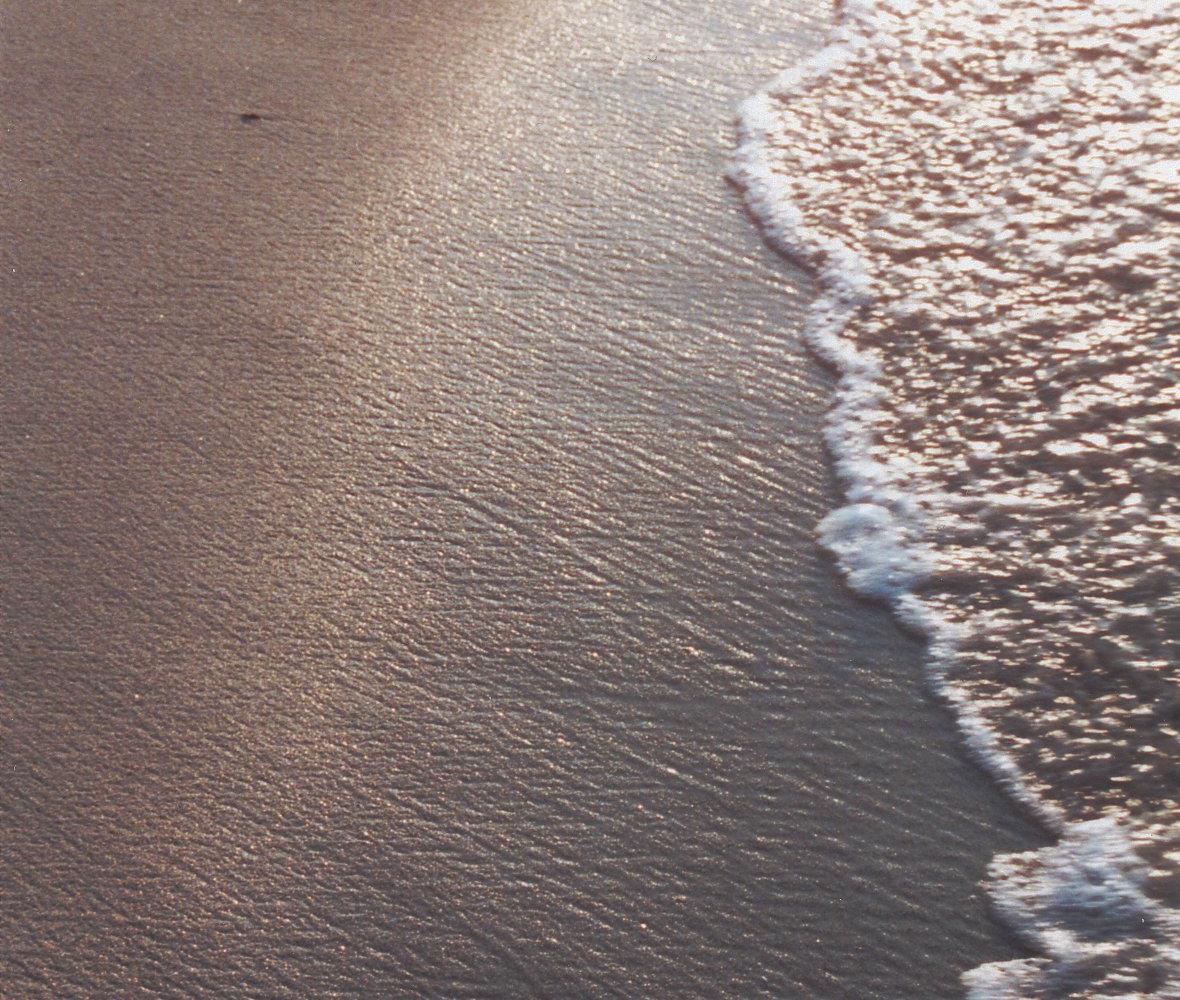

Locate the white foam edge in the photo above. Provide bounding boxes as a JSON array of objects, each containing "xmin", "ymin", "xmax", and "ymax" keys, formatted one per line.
[
  {"xmin": 963, "ymin": 816, "xmax": 1180, "ymax": 998},
  {"xmin": 729, "ymin": 0, "xmax": 1060, "ymax": 833},
  {"xmin": 728, "ymin": 3, "xmax": 1179, "ymax": 994}
]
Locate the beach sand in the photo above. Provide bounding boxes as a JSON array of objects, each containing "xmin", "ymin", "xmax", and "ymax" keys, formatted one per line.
[{"xmin": 1, "ymin": 2, "xmax": 1043, "ymax": 996}]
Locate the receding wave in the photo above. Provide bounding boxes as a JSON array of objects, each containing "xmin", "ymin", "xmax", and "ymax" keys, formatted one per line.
[{"xmin": 731, "ymin": 1, "xmax": 1179, "ymax": 995}]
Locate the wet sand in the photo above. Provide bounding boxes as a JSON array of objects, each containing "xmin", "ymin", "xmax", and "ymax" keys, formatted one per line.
[{"xmin": 1, "ymin": 3, "xmax": 1043, "ymax": 997}]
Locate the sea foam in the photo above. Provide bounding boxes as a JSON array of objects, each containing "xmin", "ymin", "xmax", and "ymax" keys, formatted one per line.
[{"xmin": 732, "ymin": 1, "xmax": 1180, "ymax": 995}]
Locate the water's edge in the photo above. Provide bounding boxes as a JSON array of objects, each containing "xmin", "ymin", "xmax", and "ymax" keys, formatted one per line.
[{"xmin": 729, "ymin": 2, "xmax": 1178, "ymax": 996}]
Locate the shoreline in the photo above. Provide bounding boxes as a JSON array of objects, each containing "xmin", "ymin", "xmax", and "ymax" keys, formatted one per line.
[{"xmin": 731, "ymin": 2, "xmax": 1180, "ymax": 995}]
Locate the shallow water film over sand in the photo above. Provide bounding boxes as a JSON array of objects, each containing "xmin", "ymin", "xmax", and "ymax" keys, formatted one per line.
[
  {"xmin": 5, "ymin": 1, "xmax": 1054, "ymax": 996},
  {"xmin": 734, "ymin": 1, "xmax": 1180, "ymax": 996}
]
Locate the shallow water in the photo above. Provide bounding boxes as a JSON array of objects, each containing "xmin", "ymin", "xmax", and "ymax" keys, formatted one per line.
[
  {"xmin": 0, "ymin": 1, "xmax": 1044, "ymax": 997},
  {"xmin": 733, "ymin": 1, "xmax": 1180, "ymax": 995}
]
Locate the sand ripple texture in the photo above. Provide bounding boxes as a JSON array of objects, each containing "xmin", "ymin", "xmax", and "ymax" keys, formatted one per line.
[{"xmin": 734, "ymin": 1, "xmax": 1180, "ymax": 996}]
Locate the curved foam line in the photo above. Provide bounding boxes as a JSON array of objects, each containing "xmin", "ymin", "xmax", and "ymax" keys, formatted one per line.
[
  {"xmin": 729, "ymin": 0, "xmax": 1063, "ymax": 833},
  {"xmin": 726, "ymin": 2, "xmax": 1180, "ymax": 996}
]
